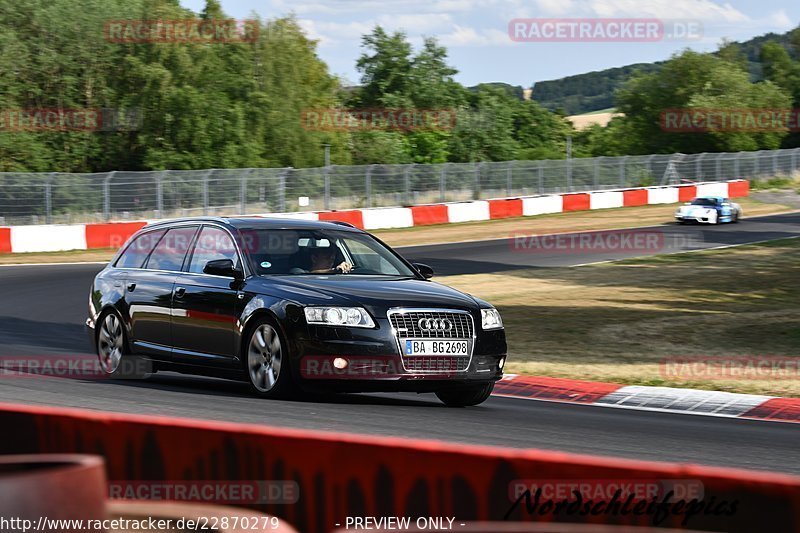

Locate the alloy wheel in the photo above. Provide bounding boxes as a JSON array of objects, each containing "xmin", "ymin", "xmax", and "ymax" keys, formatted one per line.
[
  {"xmin": 97, "ymin": 313, "xmax": 124, "ymax": 374},
  {"xmin": 248, "ymin": 324, "xmax": 283, "ymax": 392}
]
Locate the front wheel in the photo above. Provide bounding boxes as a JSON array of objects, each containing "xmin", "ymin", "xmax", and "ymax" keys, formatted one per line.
[
  {"xmin": 244, "ymin": 317, "xmax": 295, "ymax": 398},
  {"xmin": 435, "ymin": 382, "xmax": 495, "ymax": 407}
]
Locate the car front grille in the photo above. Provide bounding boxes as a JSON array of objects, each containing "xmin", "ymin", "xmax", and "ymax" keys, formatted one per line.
[
  {"xmin": 387, "ymin": 309, "xmax": 474, "ymax": 373},
  {"xmin": 388, "ymin": 310, "xmax": 474, "ymax": 339}
]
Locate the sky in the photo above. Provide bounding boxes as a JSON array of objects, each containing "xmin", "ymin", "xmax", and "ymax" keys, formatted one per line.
[{"xmin": 179, "ymin": 0, "xmax": 799, "ymax": 88}]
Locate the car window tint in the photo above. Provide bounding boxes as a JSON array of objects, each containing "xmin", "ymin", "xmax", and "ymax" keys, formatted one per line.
[
  {"xmin": 116, "ymin": 229, "xmax": 166, "ymax": 269},
  {"xmin": 188, "ymin": 226, "xmax": 240, "ymax": 274},
  {"xmin": 145, "ymin": 226, "xmax": 198, "ymax": 272}
]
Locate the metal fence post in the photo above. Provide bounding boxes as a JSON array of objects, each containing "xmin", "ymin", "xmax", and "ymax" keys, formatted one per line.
[
  {"xmin": 793, "ymin": 148, "xmax": 799, "ymax": 175},
  {"xmin": 715, "ymin": 153, "xmax": 722, "ymax": 181},
  {"xmin": 773, "ymin": 150, "xmax": 780, "ymax": 176},
  {"xmin": 538, "ymin": 163, "xmax": 544, "ymax": 194},
  {"xmin": 103, "ymin": 171, "xmax": 115, "ymax": 221},
  {"xmin": 566, "ymin": 158, "xmax": 573, "ymax": 192},
  {"xmin": 279, "ymin": 168, "xmax": 290, "ymax": 212},
  {"xmin": 365, "ymin": 165, "xmax": 374, "ymax": 208},
  {"xmin": 619, "ymin": 156, "xmax": 627, "ymax": 187},
  {"xmin": 404, "ymin": 164, "xmax": 413, "ymax": 205},
  {"xmin": 240, "ymin": 169, "xmax": 249, "ymax": 214},
  {"xmin": 324, "ymin": 166, "xmax": 331, "ymax": 210},
  {"xmin": 45, "ymin": 173, "xmax": 55, "ymax": 224},
  {"xmin": 506, "ymin": 164, "xmax": 513, "ymax": 197},
  {"xmin": 203, "ymin": 169, "xmax": 213, "ymax": 215},
  {"xmin": 734, "ymin": 153, "xmax": 742, "ymax": 178},
  {"xmin": 439, "ymin": 164, "xmax": 447, "ymax": 202},
  {"xmin": 474, "ymin": 163, "xmax": 482, "ymax": 200},
  {"xmin": 594, "ymin": 157, "xmax": 601, "ymax": 189},
  {"xmin": 754, "ymin": 152, "xmax": 760, "ymax": 178},
  {"xmin": 156, "ymin": 171, "xmax": 164, "ymax": 216}
]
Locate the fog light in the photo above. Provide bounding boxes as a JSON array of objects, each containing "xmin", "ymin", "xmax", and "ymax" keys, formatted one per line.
[
  {"xmin": 499, "ymin": 357, "xmax": 505, "ymax": 370},
  {"xmin": 333, "ymin": 357, "xmax": 348, "ymax": 370}
]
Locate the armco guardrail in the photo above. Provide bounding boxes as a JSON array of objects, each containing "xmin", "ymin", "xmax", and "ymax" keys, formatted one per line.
[
  {"xmin": 0, "ymin": 402, "xmax": 798, "ymax": 532},
  {"xmin": 0, "ymin": 180, "xmax": 748, "ymax": 254}
]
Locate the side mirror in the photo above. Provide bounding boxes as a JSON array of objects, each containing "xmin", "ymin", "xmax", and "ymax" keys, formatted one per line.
[
  {"xmin": 203, "ymin": 259, "xmax": 243, "ymax": 279},
  {"xmin": 412, "ymin": 263, "xmax": 434, "ymax": 279}
]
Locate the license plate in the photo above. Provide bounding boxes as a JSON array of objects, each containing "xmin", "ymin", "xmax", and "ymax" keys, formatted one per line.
[{"xmin": 404, "ymin": 339, "xmax": 469, "ymax": 356}]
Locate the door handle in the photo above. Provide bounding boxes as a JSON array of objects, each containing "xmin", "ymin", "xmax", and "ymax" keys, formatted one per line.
[
  {"xmin": 174, "ymin": 286, "xmax": 186, "ymax": 298},
  {"xmin": 126, "ymin": 283, "xmax": 136, "ymax": 292}
]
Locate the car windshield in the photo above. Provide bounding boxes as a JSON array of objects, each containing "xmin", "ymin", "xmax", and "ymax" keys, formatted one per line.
[
  {"xmin": 690, "ymin": 198, "xmax": 719, "ymax": 206},
  {"xmin": 241, "ymin": 228, "xmax": 417, "ymax": 277}
]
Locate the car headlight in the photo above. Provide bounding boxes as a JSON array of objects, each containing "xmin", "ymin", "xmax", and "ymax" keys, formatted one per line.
[
  {"xmin": 304, "ymin": 307, "xmax": 375, "ymax": 328},
  {"xmin": 481, "ymin": 308, "xmax": 503, "ymax": 330}
]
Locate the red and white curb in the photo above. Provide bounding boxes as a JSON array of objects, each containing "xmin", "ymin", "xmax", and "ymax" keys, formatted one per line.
[
  {"xmin": 493, "ymin": 375, "xmax": 800, "ymax": 423},
  {"xmin": 0, "ymin": 180, "xmax": 749, "ymax": 254}
]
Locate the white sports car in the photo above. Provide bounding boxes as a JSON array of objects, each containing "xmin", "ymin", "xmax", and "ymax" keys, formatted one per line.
[{"xmin": 675, "ymin": 196, "xmax": 742, "ymax": 224}]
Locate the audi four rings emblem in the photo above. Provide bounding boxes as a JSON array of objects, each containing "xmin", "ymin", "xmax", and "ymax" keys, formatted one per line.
[{"xmin": 419, "ymin": 318, "xmax": 453, "ymax": 331}]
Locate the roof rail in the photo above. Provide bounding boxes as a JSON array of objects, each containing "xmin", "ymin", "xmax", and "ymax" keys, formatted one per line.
[{"xmin": 329, "ymin": 220, "xmax": 357, "ymax": 229}]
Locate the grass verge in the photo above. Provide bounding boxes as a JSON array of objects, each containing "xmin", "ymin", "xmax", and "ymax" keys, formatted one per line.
[{"xmin": 441, "ymin": 237, "xmax": 800, "ymax": 397}]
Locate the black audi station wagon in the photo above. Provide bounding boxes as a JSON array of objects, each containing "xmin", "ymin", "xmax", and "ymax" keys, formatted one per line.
[{"xmin": 87, "ymin": 217, "xmax": 507, "ymax": 406}]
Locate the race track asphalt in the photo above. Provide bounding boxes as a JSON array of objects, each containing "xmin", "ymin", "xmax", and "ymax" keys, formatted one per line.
[{"xmin": 0, "ymin": 213, "xmax": 798, "ymax": 474}]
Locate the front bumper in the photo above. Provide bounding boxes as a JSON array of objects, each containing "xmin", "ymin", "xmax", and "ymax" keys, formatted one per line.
[{"xmin": 292, "ymin": 317, "xmax": 506, "ymax": 389}]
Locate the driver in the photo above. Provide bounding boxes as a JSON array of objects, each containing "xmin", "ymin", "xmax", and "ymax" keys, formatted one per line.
[{"xmin": 309, "ymin": 246, "xmax": 353, "ymax": 274}]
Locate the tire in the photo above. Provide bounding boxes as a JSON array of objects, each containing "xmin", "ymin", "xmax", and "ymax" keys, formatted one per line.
[
  {"xmin": 732, "ymin": 210, "xmax": 740, "ymax": 223},
  {"xmin": 96, "ymin": 309, "xmax": 151, "ymax": 379},
  {"xmin": 243, "ymin": 316, "xmax": 295, "ymax": 398},
  {"xmin": 435, "ymin": 382, "xmax": 495, "ymax": 407}
]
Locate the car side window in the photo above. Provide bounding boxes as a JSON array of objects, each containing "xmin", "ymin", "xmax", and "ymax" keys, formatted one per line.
[
  {"xmin": 144, "ymin": 226, "xmax": 198, "ymax": 272},
  {"xmin": 188, "ymin": 226, "xmax": 241, "ymax": 274},
  {"xmin": 115, "ymin": 229, "xmax": 166, "ymax": 269}
]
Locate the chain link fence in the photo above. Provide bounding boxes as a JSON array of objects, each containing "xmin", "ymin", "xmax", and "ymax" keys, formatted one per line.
[{"xmin": 2, "ymin": 148, "xmax": 799, "ymax": 226}]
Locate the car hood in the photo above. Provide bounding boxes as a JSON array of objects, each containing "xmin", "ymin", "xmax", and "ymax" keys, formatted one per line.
[{"xmin": 252, "ymin": 275, "xmax": 479, "ymax": 312}]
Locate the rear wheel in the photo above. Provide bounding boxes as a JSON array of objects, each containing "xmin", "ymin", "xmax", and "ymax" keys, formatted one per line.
[
  {"xmin": 244, "ymin": 317, "xmax": 295, "ymax": 398},
  {"xmin": 96, "ymin": 310, "xmax": 150, "ymax": 379},
  {"xmin": 435, "ymin": 382, "xmax": 494, "ymax": 407}
]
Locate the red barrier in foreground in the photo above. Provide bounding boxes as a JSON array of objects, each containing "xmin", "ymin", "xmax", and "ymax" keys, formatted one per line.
[{"xmin": 0, "ymin": 402, "xmax": 798, "ymax": 533}]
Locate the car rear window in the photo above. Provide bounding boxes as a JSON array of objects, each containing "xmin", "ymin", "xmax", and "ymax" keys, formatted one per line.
[{"xmin": 115, "ymin": 229, "xmax": 166, "ymax": 269}]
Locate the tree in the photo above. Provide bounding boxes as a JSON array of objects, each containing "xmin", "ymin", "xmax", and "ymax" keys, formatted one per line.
[
  {"xmin": 354, "ymin": 27, "xmax": 414, "ymax": 108},
  {"xmin": 615, "ymin": 49, "xmax": 792, "ymax": 154}
]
